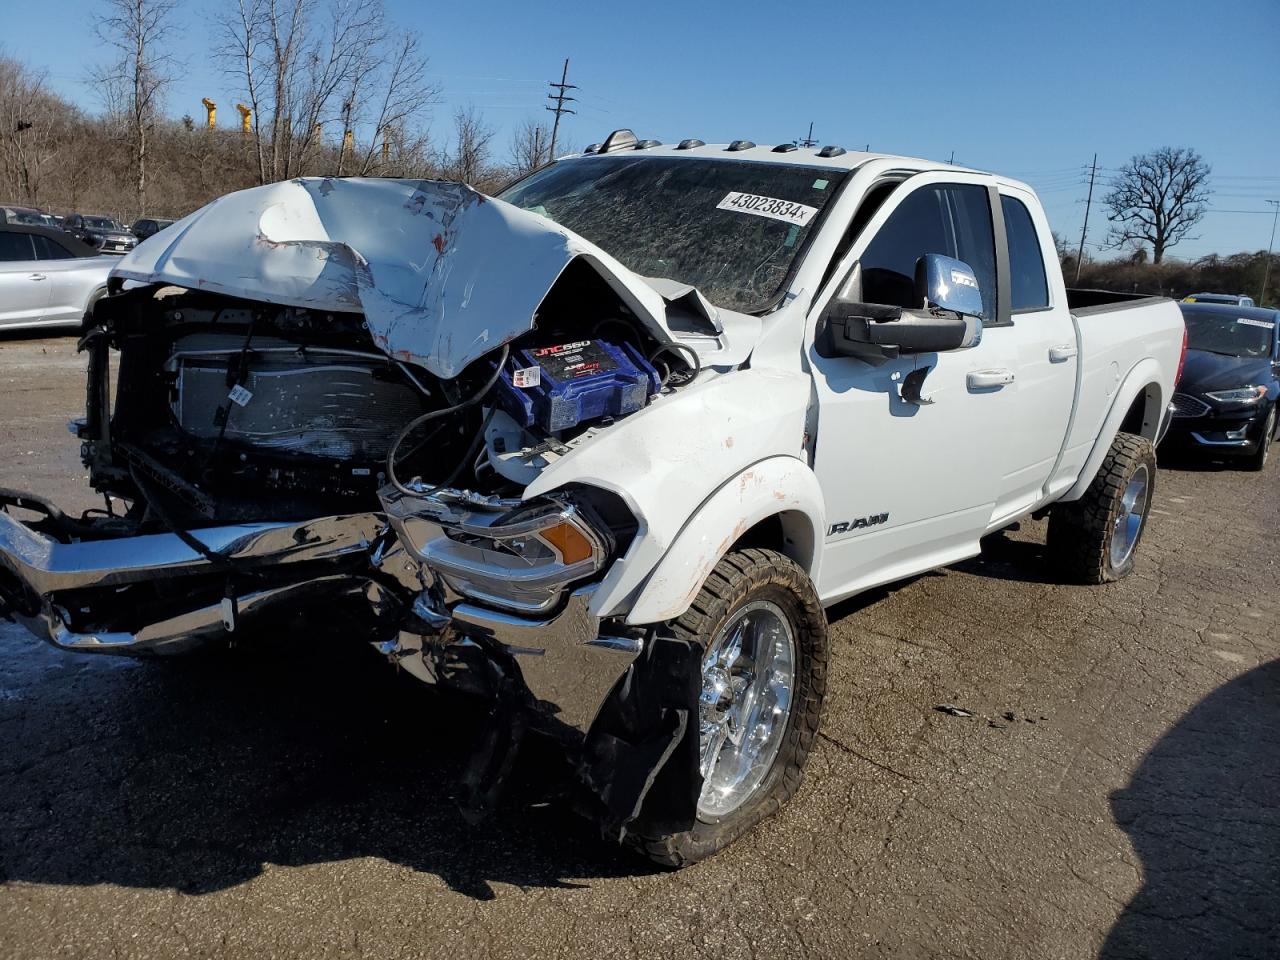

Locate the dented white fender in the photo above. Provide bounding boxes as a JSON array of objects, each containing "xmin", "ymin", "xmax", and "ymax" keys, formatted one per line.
[
  {"xmin": 522, "ymin": 366, "xmax": 813, "ymax": 621},
  {"xmin": 625, "ymin": 456, "xmax": 825, "ymax": 625},
  {"xmin": 1060, "ymin": 357, "xmax": 1166, "ymax": 502}
]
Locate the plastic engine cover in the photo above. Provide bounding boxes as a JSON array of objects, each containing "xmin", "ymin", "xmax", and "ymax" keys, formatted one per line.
[{"xmin": 496, "ymin": 339, "xmax": 661, "ymax": 432}]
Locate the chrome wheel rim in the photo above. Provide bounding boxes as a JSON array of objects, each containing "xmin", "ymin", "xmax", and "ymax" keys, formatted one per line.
[
  {"xmin": 1110, "ymin": 463, "xmax": 1150, "ymax": 569},
  {"xmin": 697, "ymin": 600, "xmax": 796, "ymax": 819}
]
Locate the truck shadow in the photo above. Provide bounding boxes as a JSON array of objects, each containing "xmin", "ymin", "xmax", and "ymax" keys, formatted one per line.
[
  {"xmin": 0, "ymin": 629, "xmax": 655, "ymax": 901},
  {"xmin": 951, "ymin": 529, "xmax": 1058, "ymax": 585},
  {"xmin": 1155, "ymin": 449, "xmax": 1241, "ymax": 473},
  {"xmin": 1101, "ymin": 658, "xmax": 1280, "ymax": 959}
]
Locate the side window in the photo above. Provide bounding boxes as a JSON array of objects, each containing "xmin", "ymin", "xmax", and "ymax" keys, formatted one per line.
[
  {"xmin": 1001, "ymin": 195, "xmax": 1049, "ymax": 311},
  {"xmin": 33, "ymin": 235, "xmax": 74, "ymax": 260},
  {"xmin": 0, "ymin": 231, "xmax": 36, "ymax": 262},
  {"xmin": 859, "ymin": 183, "xmax": 997, "ymax": 321}
]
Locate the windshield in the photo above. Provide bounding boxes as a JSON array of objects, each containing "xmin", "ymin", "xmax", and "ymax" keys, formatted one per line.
[
  {"xmin": 12, "ymin": 212, "xmax": 43, "ymax": 225},
  {"xmin": 1183, "ymin": 309, "xmax": 1275, "ymax": 358},
  {"xmin": 85, "ymin": 217, "xmax": 121, "ymax": 231},
  {"xmin": 499, "ymin": 156, "xmax": 847, "ymax": 312}
]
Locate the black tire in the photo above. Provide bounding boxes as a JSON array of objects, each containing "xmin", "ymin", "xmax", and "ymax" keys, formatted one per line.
[
  {"xmin": 627, "ymin": 548, "xmax": 828, "ymax": 867},
  {"xmin": 82, "ymin": 287, "xmax": 106, "ymax": 329},
  {"xmin": 1047, "ymin": 432, "xmax": 1157, "ymax": 584},
  {"xmin": 1243, "ymin": 407, "xmax": 1275, "ymax": 472}
]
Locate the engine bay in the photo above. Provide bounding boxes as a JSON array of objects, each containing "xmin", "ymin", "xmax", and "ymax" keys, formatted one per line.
[{"xmin": 81, "ymin": 275, "xmax": 698, "ymax": 531}]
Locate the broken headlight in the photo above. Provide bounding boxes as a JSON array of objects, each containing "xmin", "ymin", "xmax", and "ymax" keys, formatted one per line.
[{"xmin": 420, "ymin": 498, "xmax": 613, "ymax": 615}]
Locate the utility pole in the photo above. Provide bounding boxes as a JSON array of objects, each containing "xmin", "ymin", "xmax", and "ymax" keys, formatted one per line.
[
  {"xmin": 795, "ymin": 122, "xmax": 817, "ymax": 148},
  {"xmin": 1261, "ymin": 200, "xmax": 1280, "ymax": 306},
  {"xmin": 1075, "ymin": 153, "xmax": 1098, "ymax": 285},
  {"xmin": 546, "ymin": 59, "xmax": 576, "ymax": 160}
]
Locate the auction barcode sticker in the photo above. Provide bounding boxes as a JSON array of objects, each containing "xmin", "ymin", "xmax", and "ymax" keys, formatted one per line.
[
  {"xmin": 1237, "ymin": 317, "xmax": 1275, "ymax": 329},
  {"xmin": 717, "ymin": 192, "xmax": 819, "ymax": 226}
]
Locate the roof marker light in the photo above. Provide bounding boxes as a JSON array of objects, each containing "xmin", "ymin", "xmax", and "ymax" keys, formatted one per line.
[
  {"xmin": 676, "ymin": 139, "xmax": 705, "ymax": 150},
  {"xmin": 817, "ymin": 145, "xmax": 847, "ymax": 158},
  {"xmin": 726, "ymin": 140, "xmax": 755, "ymax": 151},
  {"xmin": 600, "ymin": 129, "xmax": 639, "ymax": 153}
]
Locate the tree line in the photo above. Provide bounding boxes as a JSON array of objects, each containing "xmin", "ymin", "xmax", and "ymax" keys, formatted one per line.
[
  {"xmin": 0, "ymin": 0, "xmax": 553, "ymax": 222},
  {"xmin": 1066, "ymin": 249, "xmax": 1277, "ymax": 307}
]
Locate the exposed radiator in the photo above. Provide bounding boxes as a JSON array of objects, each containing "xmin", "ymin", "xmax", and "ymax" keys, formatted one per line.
[{"xmin": 168, "ymin": 334, "xmax": 425, "ymax": 461}]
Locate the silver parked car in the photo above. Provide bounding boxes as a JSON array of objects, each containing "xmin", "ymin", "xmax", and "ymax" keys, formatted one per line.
[{"xmin": 0, "ymin": 225, "xmax": 114, "ymax": 331}]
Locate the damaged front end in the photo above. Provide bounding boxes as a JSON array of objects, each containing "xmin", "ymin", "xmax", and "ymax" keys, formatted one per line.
[{"xmin": 0, "ymin": 177, "xmax": 720, "ymax": 835}]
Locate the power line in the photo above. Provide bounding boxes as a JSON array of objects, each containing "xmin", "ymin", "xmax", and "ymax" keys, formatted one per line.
[
  {"xmin": 545, "ymin": 58, "xmax": 576, "ymax": 160},
  {"xmin": 1260, "ymin": 200, "xmax": 1279, "ymax": 304},
  {"xmin": 1075, "ymin": 153, "xmax": 1098, "ymax": 284}
]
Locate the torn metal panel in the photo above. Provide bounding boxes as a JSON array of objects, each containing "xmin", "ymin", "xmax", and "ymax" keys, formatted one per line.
[{"xmin": 114, "ymin": 177, "xmax": 725, "ymax": 379}]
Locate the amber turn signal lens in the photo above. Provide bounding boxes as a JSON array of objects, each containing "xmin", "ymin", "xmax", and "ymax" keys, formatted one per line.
[{"xmin": 538, "ymin": 522, "xmax": 595, "ymax": 565}]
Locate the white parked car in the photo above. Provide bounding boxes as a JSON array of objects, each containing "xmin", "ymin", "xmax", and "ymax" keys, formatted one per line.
[
  {"xmin": 0, "ymin": 225, "xmax": 114, "ymax": 331},
  {"xmin": 0, "ymin": 133, "xmax": 1186, "ymax": 864}
]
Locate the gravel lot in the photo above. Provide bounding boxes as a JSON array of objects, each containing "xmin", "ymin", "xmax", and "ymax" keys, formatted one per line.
[{"xmin": 1, "ymin": 334, "xmax": 1276, "ymax": 960}]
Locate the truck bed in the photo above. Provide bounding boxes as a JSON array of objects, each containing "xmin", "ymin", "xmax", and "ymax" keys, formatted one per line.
[{"xmin": 1066, "ymin": 288, "xmax": 1168, "ymax": 314}]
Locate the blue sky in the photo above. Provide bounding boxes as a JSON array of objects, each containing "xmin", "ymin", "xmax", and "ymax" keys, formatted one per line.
[{"xmin": 2, "ymin": 0, "xmax": 1277, "ymax": 259}]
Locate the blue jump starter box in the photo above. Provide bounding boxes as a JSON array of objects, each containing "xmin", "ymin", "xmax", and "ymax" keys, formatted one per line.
[{"xmin": 495, "ymin": 339, "xmax": 662, "ymax": 433}]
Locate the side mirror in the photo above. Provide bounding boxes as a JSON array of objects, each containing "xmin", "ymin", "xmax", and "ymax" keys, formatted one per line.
[
  {"xmin": 823, "ymin": 254, "xmax": 983, "ymax": 362},
  {"xmin": 916, "ymin": 253, "xmax": 984, "ymax": 320}
]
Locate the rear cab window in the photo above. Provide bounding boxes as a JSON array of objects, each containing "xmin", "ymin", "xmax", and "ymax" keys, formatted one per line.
[{"xmin": 1001, "ymin": 195, "xmax": 1049, "ymax": 312}]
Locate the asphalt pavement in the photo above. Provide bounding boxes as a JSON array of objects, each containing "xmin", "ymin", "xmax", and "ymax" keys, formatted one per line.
[{"xmin": 0, "ymin": 334, "xmax": 1276, "ymax": 960}]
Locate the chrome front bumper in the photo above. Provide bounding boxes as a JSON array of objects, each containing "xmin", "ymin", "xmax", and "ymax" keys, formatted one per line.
[
  {"xmin": 1, "ymin": 496, "xmax": 641, "ymax": 738},
  {"xmin": 0, "ymin": 509, "xmax": 383, "ymax": 655}
]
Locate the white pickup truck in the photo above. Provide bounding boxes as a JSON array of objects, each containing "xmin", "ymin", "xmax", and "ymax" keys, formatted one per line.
[{"xmin": 0, "ymin": 131, "xmax": 1185, "ymax": 865}]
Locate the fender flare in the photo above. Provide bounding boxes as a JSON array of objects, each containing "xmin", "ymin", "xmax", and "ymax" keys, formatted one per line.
[
  {"xmin": 625, "ymin": 456, "xmax": 825, "ymax": 625},
  {"xmin": 1061, "ymin": 357, "xmax": 1165, "ymax": 502}
]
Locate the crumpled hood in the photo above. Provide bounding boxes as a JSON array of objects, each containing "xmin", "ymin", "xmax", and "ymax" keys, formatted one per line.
[{"xmin": 113, "ymin": 177, "xmax": 757, "ymax": 379}]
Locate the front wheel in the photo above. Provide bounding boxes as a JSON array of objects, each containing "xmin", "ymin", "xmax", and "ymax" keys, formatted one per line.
[
  {"xmin": 1244, "ymin": 407, "xmax": 1276, "ymax": 472},
  {"xmin": 627, "ymin": 548, "xmax": 828, "ymax": 867},
  {"xmin": 1047, "ymin": 432, "xmax": 1157, "ymax": 584}
]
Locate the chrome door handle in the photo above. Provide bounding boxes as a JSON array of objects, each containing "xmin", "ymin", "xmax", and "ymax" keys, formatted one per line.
[
  {"xmin": 967, "ymin": 369, "xmax": 1015, "ymax": 391},
  {"xmin": 28, "ymin": 273, "xmax": 47, "ymax": 281},
  {"xmin": 1049, "ymin": 344, "xmax": 1077, "ymax": 362}
]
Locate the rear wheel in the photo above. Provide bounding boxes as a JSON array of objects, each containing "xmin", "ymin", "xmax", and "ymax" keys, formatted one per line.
[
  {"xmin": 627, "ymin": 548, "xmax": 827, "ymax": 867},
  {"xmin": 1047, "ymin": 432, "xmax": 1156, "ymax": 584},
  {"xmin": 1244, "ymin": 407, "xmax": 1275, "ymax": 472}
]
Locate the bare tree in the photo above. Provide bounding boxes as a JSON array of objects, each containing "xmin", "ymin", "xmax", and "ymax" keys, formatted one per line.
[
  {"xmin": 446, "ymin": 107, "xmax": 494, "ymax": 186},
  {"xmin": 216, "ymin": 0, "xmax": 434, "ymax": 183},
  {"xmin": 215, "ymin": 0, "xmax": 272, "ymax": 183},
  {"xmin": 350, "ymin": 31, "xmax": 438, "ymax": 176},
  {"xmin": 0, "ymin": 57, "xmax": 65, "ymax": 204},
  {"xmin": 509, "ymin": 118, "xmax": 551, "ymax": 177},
  {"xmin": 1104, "ymin": 147, "xmax": 1211, "ymax": 264},
  {"xmin": 94, "ymin": 0, "xmax": 176, "ymax": 215}
]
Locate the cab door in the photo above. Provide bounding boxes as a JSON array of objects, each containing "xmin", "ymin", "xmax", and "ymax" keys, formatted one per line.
[
  {"xmin": 988, "ymin": 188, "xmax": 1077, "ymax": 518},
  {"xmin": 0, "ymin": 231, "xmax": 52, "ymax": 329},
  {"xmin": 807, "ymin": 173, "xmax": 1016, "ymax": 605}
]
